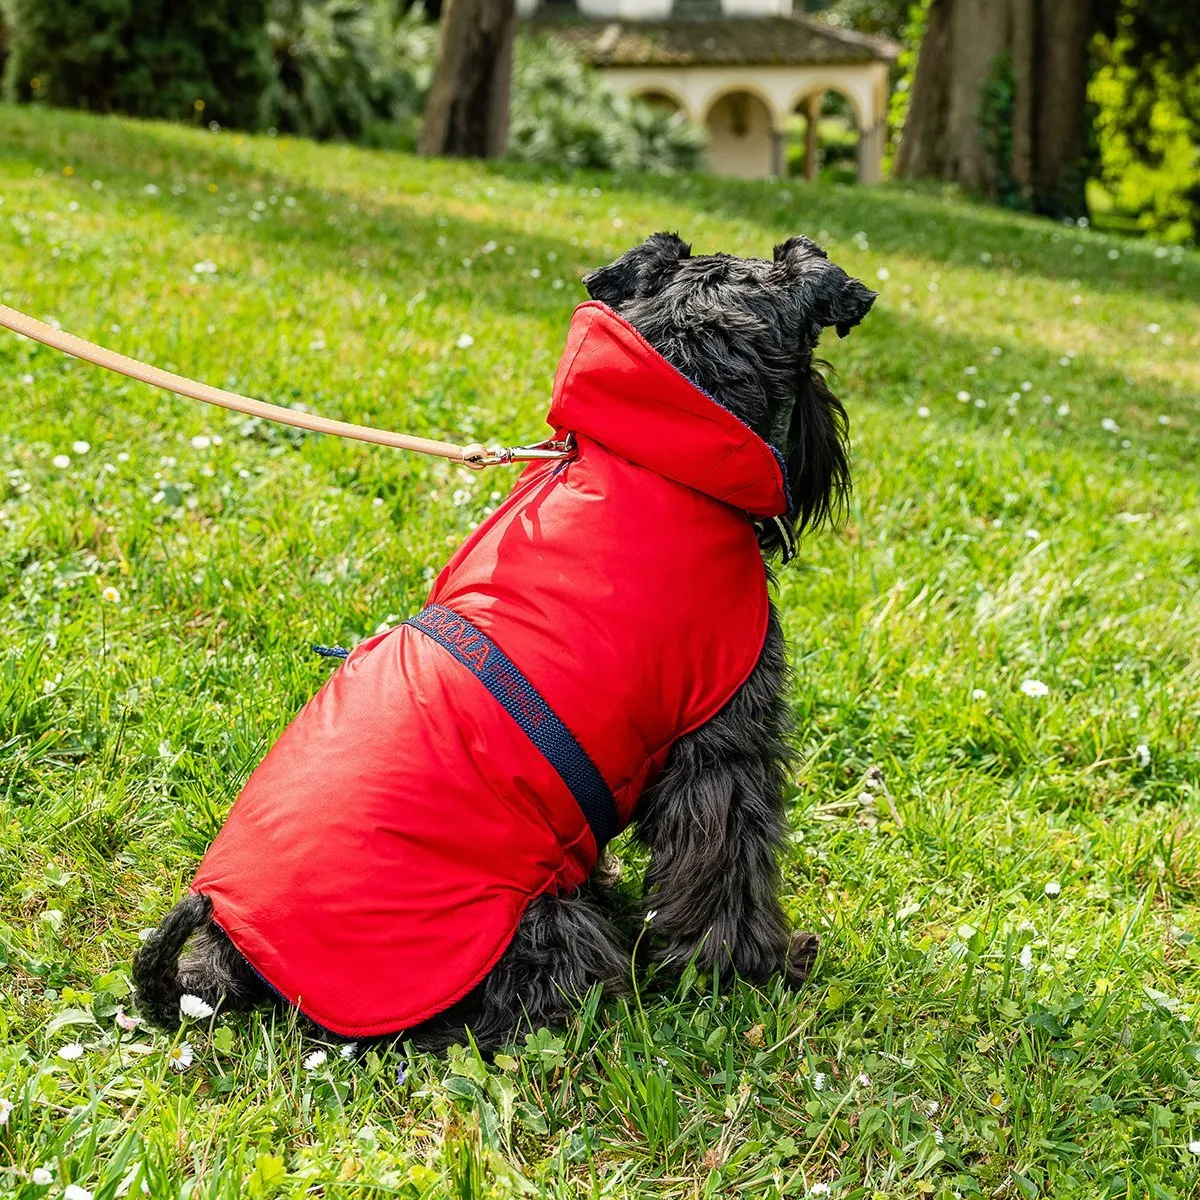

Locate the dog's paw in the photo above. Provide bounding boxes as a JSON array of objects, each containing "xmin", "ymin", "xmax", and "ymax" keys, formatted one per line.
[
  {"xmin": 785, "ymin": 930, "xmax": 820, "ymax": 986},
  {"xmin": 592, "ymin": 851, "xmax": 623, "ymax": 889}
]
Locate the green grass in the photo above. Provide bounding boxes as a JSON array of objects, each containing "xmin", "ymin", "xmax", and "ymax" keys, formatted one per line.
[{"xmin": 1, "ymin": 103, "xmax": 1198, "ymax": 1199}]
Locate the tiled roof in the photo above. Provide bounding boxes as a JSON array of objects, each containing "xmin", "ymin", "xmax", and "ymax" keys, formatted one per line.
[{"xmin": 527, "ymin": 14, "xmax": 900, "ymax": 67}]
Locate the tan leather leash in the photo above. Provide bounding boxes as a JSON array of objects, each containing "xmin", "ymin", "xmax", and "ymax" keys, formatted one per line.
[{"xmin": 0, "ymin": 303, "xmax": 572, "ymax": 470}]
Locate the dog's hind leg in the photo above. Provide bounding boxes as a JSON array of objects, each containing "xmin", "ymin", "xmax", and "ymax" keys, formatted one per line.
[
  {"xmin": 133, "ymin": 893, "xmax": 268, "ymax": 1028},
  {"xmin": 409, "ymin": 886, "xmax": 628, "ymax": 1053},
  {"xmin": 633, "ymin": 604, "xmax": 815, "ymax": 985}
]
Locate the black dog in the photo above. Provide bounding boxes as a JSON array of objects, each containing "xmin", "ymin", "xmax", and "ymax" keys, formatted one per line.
[{"xmin": 133, "ymin": 233, "xmax": 875, "ymax": 1050}]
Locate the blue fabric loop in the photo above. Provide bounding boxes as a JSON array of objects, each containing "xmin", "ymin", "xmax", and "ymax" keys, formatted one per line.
[
  {"xmin": 405, "ymin": 604, "xmax": 618, "ymax": 851},
  {"xmin": 312, "ymin": 644, "xmax": 350, "ymax": 660}
]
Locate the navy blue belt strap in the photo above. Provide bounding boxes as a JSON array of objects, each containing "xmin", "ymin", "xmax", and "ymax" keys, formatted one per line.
[{"xmin": 405, "ymin": 604, "xmax": 619, "ymax": 850}]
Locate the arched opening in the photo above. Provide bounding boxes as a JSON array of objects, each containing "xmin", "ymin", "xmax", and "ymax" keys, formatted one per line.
[
  {"xmin": 787, "ymin": 90, "xmax": 861, "ymax": 183},
  {"xmin": 704, "ymin": 90, "xmax": 776, "ymax": 180},
  {"xmin": 631, "ymin": 88, "xmax": 686, "ymax": 118}
]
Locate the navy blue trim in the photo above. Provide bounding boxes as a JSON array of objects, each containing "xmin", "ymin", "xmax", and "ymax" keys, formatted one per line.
[
  {"xmin": 405, "ymin": 605, "xmax": 617, "ymax": 850},
  {"xmin": 765, "ymin": 442, "xmax": 794, "ymax": 515},
  {"xmin": 312, "ymin": 644, "xmax": 350, "ymax": 660}
]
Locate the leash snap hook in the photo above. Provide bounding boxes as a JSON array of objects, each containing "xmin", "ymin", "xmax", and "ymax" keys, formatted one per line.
[{"xmin": 459, "ymin": 434, "xmax": 576, "ymax": 470}]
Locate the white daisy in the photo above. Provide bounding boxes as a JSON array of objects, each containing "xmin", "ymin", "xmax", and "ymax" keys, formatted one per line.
[
  {"xmin": 972, "ymin": 689, "xmax": 987, "ymax": 700},
  {"xmin": 956, "ymin": 390, "xmax": 971, "ymax": 402},
  {"xmin": 1189, "ymin": 1140, "xmax": 1200, "ymax": 1154},
  {"xmin": 643, "ymin": 909, "xmax": 658, "ymax": 925},
  {"xmin": 340, "ymin": 1043, "xmax": 358, "ymax": 1059},
  {"xmin": 812, "ymin": 1071, "xmax": 826, "ymax": 1091},
  {"xmin": 1019, "ymin": 944, "xmax": 1033, "ymax": 969},
  {"xmin": 1020, "ymin": 679, "xmax": 1049, "ymax": 697},
  {"xmin": 926, "ymin": 1099, "xmax": 940, "ymax": 1115},
  {"xmin": 190, "ymin": 435, "xmax": 211, "ymax": 450},
  {"xmin": 32, "ymin": 1167, "xmax": 54, "ymax": 1185},
  {"xmin": 917, "ymin": 406, "xmax": 931, "ymax": 418},
  {"xmin": 1101, "ymin": 417, "xmax": 1119, "ymax": 433},
  {"xmin": 303, "ymin": 1049, "xmax": 328, "ymax": 1070},
  {"xmin": 0, "ymin": 1096, "xmax": 12, "ymax": 1124},
  {"xmin": 809, "ymin": 1184, "xmax": 831, "ymax": 1197},
  {"xmin": 1134, "ymin": 744, "xmax": 1150, "ymax": 768},
  {"xmin": 876, "ymin": 267, "xmax": 890, "ymax": 282},
  {"xmin": 167, "ymin": 1041, "xmax": 194, "ymax": 1072},
  {"xmin": 455, "ymin": 333, "xmax": 475, "ymax": 349},
  {"xmin": 856, "ymin": 1072, "xmax": 872, "ymax": 1087},
  {"xmin": 52, "ymin": 454, "xmax": 71, "ymax": 469},
  {"xmin": 101, "ymin": 586, "xmax": 121, "ymax": 604},
  {"xmin": 58, "ymin": 1042, "xmax": 85, "ymax": 1061},
  {"xmin": 179, "ymin": 994, "xmax": 214, "ymax": 1020},
  {"xmin": 72, "ymin": 441, "xmax": 91, "ymax": 455},
  {"xmin": 115, "ymin": 1008, "xmax": 139, "ymax": 1031},
  {"xmin": 1044, "ymin": 880, "xmax": 1062, "ymax": 897},
  {"xmin": 64, "ymin": 1186, "xmax": 93, "ymax": 1200}
]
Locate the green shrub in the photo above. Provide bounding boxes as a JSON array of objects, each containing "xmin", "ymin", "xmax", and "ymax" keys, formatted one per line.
[
  {"xmin": 508, "ymin": 37, "xmax": 705, "ymax": 173},
  {"xmin": 980, "ymin": 50, "xmax": 1023, "ymax": 209},
  {"xmin": 1089, "ymin": 31, "xmax": 1199, "ymax": 244},
  {"xmin": 263, "ymin": 0, "xmax": 434, "ymax": 143},
  {"xmin": 1, "ymin": 0, "xmax": 272, "ymax": 129},
  {"xmin": 2, "ymin": 0, "xmax": 705, "ymax": 172}
]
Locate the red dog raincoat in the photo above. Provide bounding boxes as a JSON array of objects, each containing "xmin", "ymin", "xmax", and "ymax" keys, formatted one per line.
[{"xmin": 192, "ymin": 301, "xmax": 789, "ymax": 1036}]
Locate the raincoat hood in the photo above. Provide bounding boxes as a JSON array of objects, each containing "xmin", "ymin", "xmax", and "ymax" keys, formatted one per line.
[{"xmin": 547, "ymin": 302, "xmax": 790, "ymax": 520}]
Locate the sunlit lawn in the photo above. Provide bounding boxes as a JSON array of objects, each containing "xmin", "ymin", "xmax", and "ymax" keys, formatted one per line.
[{"xmin": 1, "ymin": 103, "xmax": 1198, "ymax": 1199}]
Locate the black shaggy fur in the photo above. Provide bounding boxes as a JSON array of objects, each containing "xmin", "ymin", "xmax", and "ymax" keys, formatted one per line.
[{"xmin": 133, "ymin": 232, "xmax": 875, "ymax": 1049}]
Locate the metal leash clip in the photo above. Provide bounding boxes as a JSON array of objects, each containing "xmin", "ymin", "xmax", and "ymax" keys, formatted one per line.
[{"xmin": 460, "ymin": 434, "xmax": 576, "ymax": 470}]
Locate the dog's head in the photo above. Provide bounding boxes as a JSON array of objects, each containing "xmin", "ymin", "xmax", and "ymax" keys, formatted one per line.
[{"xmin": 583, "ymin": 232, "xmax": 875, "ymax": 556}]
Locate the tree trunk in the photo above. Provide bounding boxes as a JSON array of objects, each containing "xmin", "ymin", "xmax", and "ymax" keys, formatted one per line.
[
  {"xmin": 804, "ymin": 94, "xmax": 819, "ymax": 181},
  {"xmin": 1033, "ymin": 0, "xmax": 1093, "ymax": 216},
  {"xmin": 893, "ymin": 0, "xmax": 952, "ymax": 179},
  {"xmin": 1009, "ymin": 0, "xmax": 1036, "ymax": 196},
  {"xmin": 418, "ymin": 0, "xmax": 517, "ymax": 160},
  {"xmin": 895, "ymin": 0, "xmax": 1094, "ymax": 218},
  {"xmin": 943, "ymin": 0, "xmax": 1008, "ymax": 193}
]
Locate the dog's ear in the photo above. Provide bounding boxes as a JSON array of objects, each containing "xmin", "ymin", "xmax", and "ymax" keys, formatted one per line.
[
  {"xmin": 773, "ymin": 235, "xmax": 877, "ymax": 337},
  {"xmin": 778, "ymin": 365, "xmax": 851, "ymax": 545},
  {"xmin": 757, "ymin": 363, "xmax": 852, "ymax": 559},
  {"xmin": 583, "ymin": 232, "xmax": 692, "ymax": 306}
]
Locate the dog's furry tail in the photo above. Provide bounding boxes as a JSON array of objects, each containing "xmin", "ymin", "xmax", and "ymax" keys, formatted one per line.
[{"xmin": 132, "ymin": 892, "xmax": 211, "ymax": 1029}]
